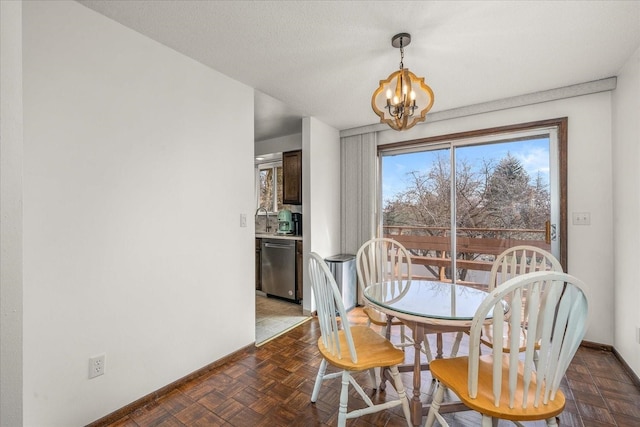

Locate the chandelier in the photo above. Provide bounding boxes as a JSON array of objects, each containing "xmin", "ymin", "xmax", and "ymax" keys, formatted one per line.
[{"xmin": 371, "ymin": 33, "xmax": 434, "ymax": 131}]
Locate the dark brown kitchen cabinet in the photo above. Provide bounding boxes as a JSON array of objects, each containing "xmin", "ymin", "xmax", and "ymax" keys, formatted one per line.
[
  {"xmin": 255, "ymin": 238, "xmax": 262, "ymax": 290},
  {"xmin": 282, "ymin": 150, "xmax": 302, "ymax": 205},
  {"xmin": 295, "ymin": 240, "xmax": 303, "ymax": 301}
]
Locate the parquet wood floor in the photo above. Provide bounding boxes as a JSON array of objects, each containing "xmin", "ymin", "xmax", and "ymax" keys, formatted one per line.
[{"xmin": 99, "ymin": 308, "xmax": 640, "ymax": 427}]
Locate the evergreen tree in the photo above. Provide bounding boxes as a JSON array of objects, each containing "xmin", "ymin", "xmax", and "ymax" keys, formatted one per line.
[{"xmin": 483, "ymin": 153, "xmax": 531, "ymax": 230}]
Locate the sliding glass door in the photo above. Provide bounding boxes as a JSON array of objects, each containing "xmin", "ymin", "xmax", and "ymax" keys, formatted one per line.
[{"xmin": 380, "ymin": 123, "xmax": 562, "ymax": 287}]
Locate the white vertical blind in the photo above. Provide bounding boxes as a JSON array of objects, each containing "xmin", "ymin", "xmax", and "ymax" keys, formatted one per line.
[{"xmin": 341, "ymin": 132, "xmax": 377, "ymax": 256}]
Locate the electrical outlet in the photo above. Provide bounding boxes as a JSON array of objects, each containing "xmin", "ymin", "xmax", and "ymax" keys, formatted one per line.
[
  {"xmin": 89, "ymin": 354, "xmax": 106, "ymax": 379},
  {"xmin": 572, "ymin": 212, "xmax": 591, "ymax": 225},
  {"xmin": 240, "ymin": 213, "xmax": 247, "ymax": 228}
]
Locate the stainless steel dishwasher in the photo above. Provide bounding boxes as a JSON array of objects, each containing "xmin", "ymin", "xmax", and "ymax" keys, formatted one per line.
[{"xmin": 261, "ymin": 238, "xmax": 298, "ymax": 302}]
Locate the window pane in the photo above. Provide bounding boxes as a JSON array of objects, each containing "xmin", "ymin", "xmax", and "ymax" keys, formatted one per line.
[
  {"xmin": 381, "ymin": 136, "xmax": 551, "ymax": 288},
  {"xmin": 382, "ymin": 148, "xmax": 451, "ymax": 281},
  {"xmin": 259, "ymin": 169, "xmax": 274, "ymax": 211},
  {"xmin": 257, "ymin": 165, "xmax": 284, "ymax": 212},
  {"xmin": 276, "ymin": 166, "xmax": 283, "ymax": 211},
  {"xmin": 454, "ymin": 138, "xmax": 551, "ymax": 286}
]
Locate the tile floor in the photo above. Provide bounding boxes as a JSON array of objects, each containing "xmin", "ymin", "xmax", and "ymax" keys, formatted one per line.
[{"xmin": 255, "ymin": 293, "xmax": 310, "ymax": 345}]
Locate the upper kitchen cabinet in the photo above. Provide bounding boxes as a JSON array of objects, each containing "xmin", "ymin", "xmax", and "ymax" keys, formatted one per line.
[{"xmin": 282, "ymin": 150, "xmax": 302, "ymax": 205}]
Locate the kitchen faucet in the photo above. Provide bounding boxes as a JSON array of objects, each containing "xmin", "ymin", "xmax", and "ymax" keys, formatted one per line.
[{"xmin": 255, "ymin": 207, "xmax": 272, "ymax": 232}]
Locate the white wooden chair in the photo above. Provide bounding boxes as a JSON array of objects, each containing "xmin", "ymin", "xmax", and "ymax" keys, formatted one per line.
[
  {"xmin": 450, "ymin": 245, "xmax": 563, "ymax": 358},
  {"xmin": 308, "ymin": 252, "xmax": 412, "ymax": 427},
  {"xmin": 356, "ymin": 238, "xmax": 435, "ymax": 360},
  {"xmin": 490, "ymin": 246, "xmax": 563, "ymax": 291},
  {"xmin": 425, "ymin": 271, "xmax": 588, "ymax": 427}
]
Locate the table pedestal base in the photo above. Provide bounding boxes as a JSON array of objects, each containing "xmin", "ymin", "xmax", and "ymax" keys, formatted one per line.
[{"xmin": 380, "ymin": 321, "xmax": 471, "ymax": 427}]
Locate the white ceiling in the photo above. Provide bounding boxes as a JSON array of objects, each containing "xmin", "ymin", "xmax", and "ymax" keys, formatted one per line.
[{"xmin": 77, "ymin": 1, "xmax": 640, "ymax": 142}]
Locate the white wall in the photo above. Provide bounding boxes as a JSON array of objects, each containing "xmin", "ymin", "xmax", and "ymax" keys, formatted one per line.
[
  {"xmin": 377, "ymin": 92, "xmax": 614, "ymax": 346},
  {"xmin": 302, "ymin": 117, "xmax": 341, "ymax": 313},
  {"xmin": 613, "ymin": 45, "xmax": 640, "ymax": 376},
  {"xmin": 22, "ymin": 2, "xmax": 255, "ymax": 425},
  {"xmin": 0, "ymin": 1, "xmax": 24, "ymax": 425}
]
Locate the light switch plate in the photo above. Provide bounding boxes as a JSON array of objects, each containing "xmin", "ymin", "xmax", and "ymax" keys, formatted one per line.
[{"xmin": 572, "ymin": 212, "xmax": 590, "ymax": 225}]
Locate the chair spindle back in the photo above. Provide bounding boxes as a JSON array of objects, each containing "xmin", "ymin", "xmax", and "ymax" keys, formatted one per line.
[
  {"xmin": 309, "ymin": 252, "xmax": 358, "ymax": 363},
  {"xmin": 356, "ymin": 238, "xmax": 412, "ymax": 287},
  {"xmin": 468, "ymin": 271, "xmax": 588, "ymax": 409},
  {"xmin": 490, "ymin": 245, "xmax": 563, "ymax": 291}
]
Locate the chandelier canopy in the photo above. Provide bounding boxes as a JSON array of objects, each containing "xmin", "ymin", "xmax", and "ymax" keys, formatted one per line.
[{"xmin": 371, "ymin": 33, "xmax": 434, "ymax": 131}]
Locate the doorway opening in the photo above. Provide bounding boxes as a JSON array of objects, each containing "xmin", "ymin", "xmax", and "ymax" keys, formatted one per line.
[{"xmin": 255, "ymin": 292, "xmax": 308, "ymax": 346}]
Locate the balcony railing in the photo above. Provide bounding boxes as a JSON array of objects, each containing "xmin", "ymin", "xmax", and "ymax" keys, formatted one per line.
[{"xmin": 383, "ymin": 225, "xmax": 550, "ymax": 288}]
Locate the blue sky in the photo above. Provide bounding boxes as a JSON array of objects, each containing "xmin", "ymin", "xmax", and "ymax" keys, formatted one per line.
[{"xmin": 381, "ymin": 137, "xmax": 550, "ymax": 204}]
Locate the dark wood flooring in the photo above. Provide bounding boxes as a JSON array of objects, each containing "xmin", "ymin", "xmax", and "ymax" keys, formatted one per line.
[{"xmin": 99, "ymin": 308, "xmax": 640, "ymax": 427}]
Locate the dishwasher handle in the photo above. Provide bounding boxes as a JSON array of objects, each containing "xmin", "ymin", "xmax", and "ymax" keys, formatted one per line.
[{"xmin": 263, "ymin": 242, "xmax": 294, "ymax": 249}]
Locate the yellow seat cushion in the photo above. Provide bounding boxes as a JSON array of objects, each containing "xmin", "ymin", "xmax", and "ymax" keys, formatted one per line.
[
  {"xmin": 430, "ymin": 355, "xmax": 565, "ymax": 421},
  {"xmin": 318, "ymin": 325, "xmax": 405, "ymax": 371}
]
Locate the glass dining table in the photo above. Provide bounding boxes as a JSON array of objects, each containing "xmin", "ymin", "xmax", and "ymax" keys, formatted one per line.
[{"xmin": 363, "ymin": 279, "xmax": 494, "ymax": 426}]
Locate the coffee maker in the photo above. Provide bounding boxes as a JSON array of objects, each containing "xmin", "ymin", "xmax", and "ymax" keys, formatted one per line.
[
  {"xmin": 276, "ymin": 209, "xmax": 293, "ymax": 234},
  {"xmin": 291, "ymin": 212, "xmax": 302, "ymax": 236}
]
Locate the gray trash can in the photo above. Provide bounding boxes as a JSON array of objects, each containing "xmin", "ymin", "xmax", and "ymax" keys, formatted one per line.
[{"xmin": 325, "ymin": 254, "xmax": 357, "ymax": 312}]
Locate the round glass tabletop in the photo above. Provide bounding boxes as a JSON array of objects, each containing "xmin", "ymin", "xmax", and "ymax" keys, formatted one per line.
[{"xmin": 363, "ymin": 279, "xmax": 496, "ymax": 321}]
